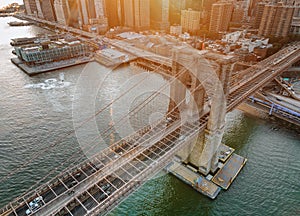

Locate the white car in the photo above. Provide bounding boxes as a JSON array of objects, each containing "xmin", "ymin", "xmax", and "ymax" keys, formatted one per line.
[
  {"xmin": 26, "ymin": 196, "xmax": 43, "ymax": 215},
  {"xmin": 178, "ymin": 135, "xmax": 186, "ymax": 141},
  {"xmin": 166, "ymin": 117, "xmax": 172, "ymax": 122}
]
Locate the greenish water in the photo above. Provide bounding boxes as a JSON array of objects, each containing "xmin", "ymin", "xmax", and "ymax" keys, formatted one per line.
[{"xmin": 0, "ymin": 14, "xmax": 299, "ymax": 216}]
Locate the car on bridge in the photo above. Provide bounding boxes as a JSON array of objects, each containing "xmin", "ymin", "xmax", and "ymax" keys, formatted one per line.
[
  {"xmin": 178, "ymin": 135, "xmax": 186, "ymax": 141},
  {"xmin": 25, "ymin": 196, "xmax": 43, "ymax": 215}
]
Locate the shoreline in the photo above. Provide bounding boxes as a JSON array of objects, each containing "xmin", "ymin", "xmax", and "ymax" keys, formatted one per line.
[
  {"xmin": 238, "ymin": 102, "xmax": 270, "ymax": 119},
  {"xmin": 11, "ymin": 57, "xmax": 93, "ymax": 76}
]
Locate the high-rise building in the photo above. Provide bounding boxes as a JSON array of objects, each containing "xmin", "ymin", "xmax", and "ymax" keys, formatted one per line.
[
  {"xmin": 94, "ymin": 0, "xmax": 106, "ymax": 18},
  {"xmin": 90, "ymin": 0, "xmax": 108, "ymax": 33},
  {"xmin": 86, "ymin": 0, "xmax": 97, "ymax": 19},
  {"xmin": 123, "ymin": 0, "xmax": 150, "ymax": 30},
  {"xmin": 66, "ymin": 0, "xmax": 80, "ymax": 27},
  {"xmin": 291, "ymin": 0, "xmax": 300, "ymax": 34},
  {"xmin": 181, "ymin": 9, "xmax": 200, "ymax": 34},
  {"xmin": 105, "ymin": 0, "xmax": 121, "ymax": 27},
  {"xmin": 24, "ymin": 0, "xmax": 32, "ymax": 15},
  {"xmin": 231, "ymin": 1, "xmax": 247, "ymax": 24},
  {"xmin": 134, "ymin": 0, "xmax": 150, "ymax": 30},
  {"xmin": 169, "ymin": 0, "xmax": 186, "ymax": 25},
  {"xmin": 35, "ymin": 0, "xmax": 44, "ymax": 18},
  {"xmin": 248, "ymin": 0, "xmax": 263, "ymax": 16},
  {"xmin": 73, "ymin": 0, "xmax": 108, "ymax": 31},
  {"xmin": 209, "ymin": 1, "xmax": 233, "ymax": 33},
  {"xmin": 259, "ymin": 2, "xmax": 295, "ymax": 37},
  {"xmin": 40, "ymin": 0, "xmax": 56, "ymax": 21},
  {"xmin": 185, "ymin": 0, "xmax": 201, "ymax": 11},
  {"xmin": 78, "ymin": 0, "xmax": 89, "ymax": 25},
  {"xmin": 291, "ymin": 17, "xmax": 300, "ymax": 35},
  {"xmin": 27, "ymin": 0, "xmax": 37, "ymax": 15},
  {"xmin": 252, "ymin": 2, "xmax": 266, "ymax": 29},
  {"xmin": 24, "ymin": 0, "xmax": 53, "ymax": 19},
  {"xmin": 77, "ymin": 0, "xmax": 100, "ymax": 25},
  {"xmin": 54, "ymin": 0, "xmax": 70, "ymax": 25},
  {"xmin": 150, "ymin": 0, "xmax": 170, "ymax": 31},
  {"xmin": 123, "ymin": 0, "xmax": 134, "ymax": 27},
  {"xmin": 199, "ymin": 0, "xmax": 218, "ymax": 28}
]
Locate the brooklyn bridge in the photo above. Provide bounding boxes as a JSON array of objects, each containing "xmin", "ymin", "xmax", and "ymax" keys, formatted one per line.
[{"xmin": 1, "ymin": 42, "xmax": 300, "ymax": 216}]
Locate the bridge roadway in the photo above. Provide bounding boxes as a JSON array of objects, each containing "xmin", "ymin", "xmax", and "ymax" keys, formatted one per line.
[
  {"xmin": 274, "ymin": 77, "xmax": 300, "ymax": 101},
  {"xmin": 14, "ymin": 14, "xmax": 96, "ymax": 39},
  {"xmin": 13, "ymin": 14, "xmax": 101, "ymax": 50},
  {"xmin": 1, "ymin": 44, "xmax": 300, "ymax": 216},
  {"xmin": 245, "ymin": 97, "xmax": 300, "ymax": 126},
  {"xmin": 104, "ymin": 38, "xmax": 173, "ymax": 68}
]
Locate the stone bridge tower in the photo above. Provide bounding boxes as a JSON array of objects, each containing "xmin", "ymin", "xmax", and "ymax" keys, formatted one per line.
[{"xmin": 169, "ymin": 46, "xmax": 237, "ymax": 175}]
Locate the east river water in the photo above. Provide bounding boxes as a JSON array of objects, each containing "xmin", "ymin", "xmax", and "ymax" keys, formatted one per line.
[{"xmin": 0, "ymin": 2, "xmax": 299, "ymax": 215}]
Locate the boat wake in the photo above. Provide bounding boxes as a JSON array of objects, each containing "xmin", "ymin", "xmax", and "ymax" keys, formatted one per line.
[{"xmin": 24, "ymin": 74, "xmax": 71, "ymax": 90}]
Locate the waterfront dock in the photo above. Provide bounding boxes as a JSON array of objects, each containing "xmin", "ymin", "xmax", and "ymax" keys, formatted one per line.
[
  {"xmin": 166, "ymin": 161, "xmax": 221, "ymax": 199},
  {"xmin": 240, "ymin": 93, "xmax": 300, "ymax": 126},
  {"xmin": 212, "ymin": 153, "xmax": 247, "ymax": 189},
  {"xmin": 11, "ymin": 57, "xmax": 92, "ymax": 76},
  {"xmin": 10, "ymin": 33, "xmax": 94, "ymax": 76}
]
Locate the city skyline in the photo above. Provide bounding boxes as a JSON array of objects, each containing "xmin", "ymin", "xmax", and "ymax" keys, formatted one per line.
[{"xmin": 21, "ymin": 0, "xmax": 300, "ymax": 37}]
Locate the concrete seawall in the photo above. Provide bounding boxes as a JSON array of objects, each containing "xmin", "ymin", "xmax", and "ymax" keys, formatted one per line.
[{"xmin": 238, "ymin": 102, "xmax": 270, "ymax": 119}]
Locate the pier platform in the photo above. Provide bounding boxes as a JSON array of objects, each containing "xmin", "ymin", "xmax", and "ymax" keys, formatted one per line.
[
  {"xmin": 166, "ymin": 161, "xmax": 221, "ymax": 199},
  {"xmin": 11, "ymin": 57, "xmax": 92, "ymax": 75},
  {"xmin": 212, "ymin": 153, "xmax": 247, "ymax": 189}
]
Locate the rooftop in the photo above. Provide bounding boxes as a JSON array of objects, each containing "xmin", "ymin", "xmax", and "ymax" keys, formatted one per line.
[{"xmin": 97, "ymin": 48, "xmax": 126, "ymax": 59}]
